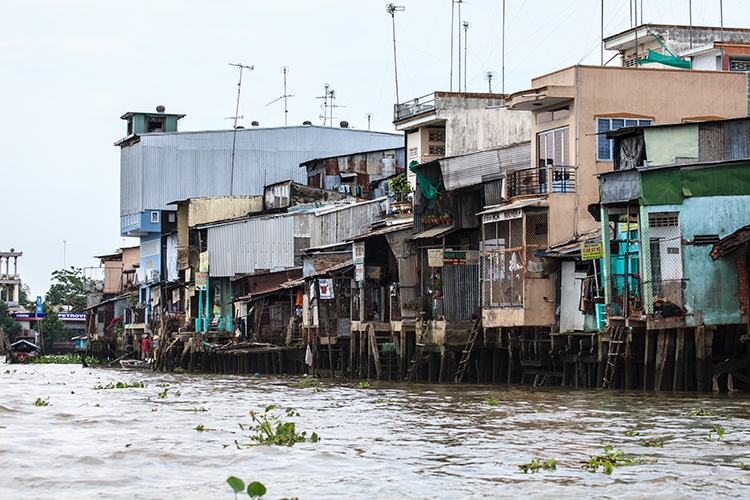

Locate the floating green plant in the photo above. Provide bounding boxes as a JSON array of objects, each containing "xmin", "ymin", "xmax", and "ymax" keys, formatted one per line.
[
  {"xmin": 537, "ymin": 404, "xmax": 547, "ymax": 413},
  {"xmin": 195, "ymin": 424, "xmax": 206, "ymax": 432},
  {"xmin": 708, "ymin": 425, "xmax": 725, "ymax": 442},
  {"xmin": 34, "ymin": 397, "xmax": 50, "ymax": 407},
  {"xmin": 245, "ymin": 405, "xmax": 319, "ymax": 447},
  {"xmin": 685, "ymin": 409, "xmax": 716, "ymax": 417},
  {"xmin": 227, "ymin": 477, "xmax": 267, "ymax": 499},
  {"xmin": 156, "ymin": 383, "xmax": 170, "ymax": 387},
  {"xmin": 483, "ymin": 397, "xmax": 498, "ymax": 406},
  {"xmin": 518, "ymin": 458, "xmax": 557, "ymax": 474},
  {"xmin": 358, "ymin": 381, "xmax": 371, "ymax": 389},
  {"xmin": 624, "ymin": 429, "xmax": 640, "ymax": 436},
  {"xmin": 643, "ymin": 441, "xmax": 664, "ymax": 447},
  {"xmin": 158, "ymin": 388, "xmax": 168, "ymax": 398},
  {"xmin": 298, "ymin": 378, "xmax": 321, "ymax": 388},
  {"xmin": 583, "ymin": 445, "xmax": 656, "ymax": 474},
  {"xmin": 91, "ymin": 381, "xmax": 146, "ymax": 390}
]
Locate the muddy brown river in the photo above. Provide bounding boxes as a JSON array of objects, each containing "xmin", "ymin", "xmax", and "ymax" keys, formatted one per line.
[{"xmin": 1, "ymin": 363, "xmax": 749, "ymax": 499}]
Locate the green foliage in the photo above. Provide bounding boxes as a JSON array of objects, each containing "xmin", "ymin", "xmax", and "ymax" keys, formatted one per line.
[
  {"xmin": 158, "ymin": 388, "xmax": 168, "ymax": 398},
  {"xmin": 227, "ymin": 477, "xmax": 267, "ymax": 499},
  {"xmin": 195, "ymin": 424, "xmax": 206, "ymax": 432},
  {"xmin": 36, "ymin": 308, "xmax": 68, "ymax": 343},
  {"xmin": 708, "ymin": 425, "xmax": 725, "ymax": 442},
  {"xmin": 389, "ymin": 175, "xmax": 411, "ymax": 196},
  {"xmin": 34, "ymin": 397, "xmax": 50, "ymax": 406},
  {"xmin": 518, "ymin": 458, "xmax": 557, "ymax": 474},
  {"xmin": 33, "ymin": 354, "xmax": 73, "ymax": 364},
  {"xmin": 624, "ymin": 429, "xmax": 640, "ymax": 436},
  {"xmin": 247, "ymin": 405, "xmax": 319, "ymax": 446},
  {"xmin": 91, "ymin": 381, "xmax": 146, "ymax": 390},
  {"xmin": 298, "ymin": 378, "xmax": 321, "ymax": 388},
  {"xmin": 643, "ymin": 441, "xmax": 664, "ymax": 447},
  {"xmin": 483, "ymin": 397, "xmax": 498, "ymax": 406},
  {"xmin": 537, "ymin": 404, "xmax": 547, "ymax": 413},
  {"xmin": 583, "ymin": 445, "xmax": 656, "ymax": 474},
  {"xmin": 45, "ymin": 267, "xmax": 86, "ymax": 312},
  {"xmin": 358, "ymin": 381, "xmax": 371, "ymax": 389},
  {"xmin": 0, "ymin": 300, "xmax": 21, "ymax": 339},
  {"xmin": 685, "ymin": 408, "xmax": 716, "ymax": 417}
]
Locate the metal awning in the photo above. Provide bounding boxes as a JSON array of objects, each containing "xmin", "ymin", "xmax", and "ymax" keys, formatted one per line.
[
  {"xmin": 410, "ymin": 225, "xmax": 456, "ymax": 240},
  {"xmin": 477, "ymin": 198, "xmax": 547, "ymax": 216}
]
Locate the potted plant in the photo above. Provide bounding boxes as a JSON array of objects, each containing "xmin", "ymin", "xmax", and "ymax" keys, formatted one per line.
[
  {"xmin": 433, "ymin": 279, "xmax": 442, "ymax": 297},
  {"xmin": 389, "ymin": 175, "xmax": 411, "ymax": 203}
]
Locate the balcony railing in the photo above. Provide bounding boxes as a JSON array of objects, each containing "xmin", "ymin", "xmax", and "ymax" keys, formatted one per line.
[
  {"xmin": 394, "ymin": 93, "xmax": 436, "ymax": 122},
  {"xmin": 506, "ymin": 165, "xmax": 577, "ymax": 199}
]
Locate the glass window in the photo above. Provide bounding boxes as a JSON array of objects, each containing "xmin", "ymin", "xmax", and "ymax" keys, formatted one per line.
[
  {"xmin": 597, "ymin": 118, "xmax": 652, "ymax": 161},
  {"xmin": 537, "ymin": 126, "xmax": 568, "ymax": 167}
]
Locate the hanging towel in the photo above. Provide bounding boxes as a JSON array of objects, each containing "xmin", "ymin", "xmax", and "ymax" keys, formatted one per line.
[{"xmin": 305, "ymin": 344, "xmax": 313, "ymax": 368}]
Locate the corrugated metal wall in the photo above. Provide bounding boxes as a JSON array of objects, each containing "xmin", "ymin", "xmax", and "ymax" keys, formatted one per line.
[
  {"xmin": 120, "ymin": 126, "xmax": 404, "ymax": 216},
  {"xmin": 207, "ymin": 216, "xmax": 295, "ymax": 277},
  {"xmin": 443, "ymin": 264, "xmax": 480, "ymax": 320},
  {"xmin": 442, "ymin": 142, "xmax": 531, "ymax": 191},
  {"xmin": 310, "ymin": 200, "xmax": 386, "ymax": 248}
]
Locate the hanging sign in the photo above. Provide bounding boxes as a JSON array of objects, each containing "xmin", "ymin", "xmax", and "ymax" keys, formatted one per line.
[
  {"xmin": 618, "ymin": 215, "xmax": 638, "ymax": 232},
  {"xmin": 199, "ymin": 251, "xmax": 209, "ymax": 272},
  {"xmin": 355, "ymin": 264, "xmax": 365, "ymax": 282},
  {"xmin": 319, "ymin": 279, "xmax": 334, "ymax": 299},
  {"xmin": 353, "ymin": 241, "xmax": 365, "ymax": 265},
  {"xmin": 427, "ymin": 249, "xmax": 444, "ymax": 267},
  {"xmin": 195, "ymin": 272, "xmax": 208, "ymax": 291},
  {"xmin": 580, "ymin": 242, "xmax": 603, "ymax": 260},
  {"xmin": 443, "ymin": 251, "xmax": 467, "ymax": 266}
]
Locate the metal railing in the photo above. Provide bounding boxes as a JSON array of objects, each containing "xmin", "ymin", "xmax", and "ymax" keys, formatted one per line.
[
  {"xmin": 506, "ymin": 166, "xmax": 577, "ymax": 199},
  {"xmin": 394, "ymin": 93, "xmax": 436, "ymax": 121}
]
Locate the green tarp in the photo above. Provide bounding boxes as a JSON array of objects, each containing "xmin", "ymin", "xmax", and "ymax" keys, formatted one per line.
[
  {"xmin": 640, "ymin": 162, "xmax": 750, "ymax": 205},
  {"xmin": 409, "ymin": 160, "xmax": 443, "ymax": 199}
]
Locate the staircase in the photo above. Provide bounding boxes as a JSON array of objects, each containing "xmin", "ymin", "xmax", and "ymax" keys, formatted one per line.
[
  {"xmin": 454, "ymin": 318, "xmax": 481, "ymax": 383},
  {"xmin": 366, "ymin": 324, "xmax": 401, "ymax": 380},
  {"xmin": 600, "ymin": 325, "xmax": 626, "ymax": 389}
]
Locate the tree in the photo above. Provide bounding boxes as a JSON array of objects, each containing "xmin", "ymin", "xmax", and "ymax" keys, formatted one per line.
[
  {"xmin": 36, "ymin": 307, "xmax": 68, "ymax": 343},
  {"xmin": 0, "ymin": 300, "xmax": 22, "ymax": 339},
  {"xmin": 45, "ymin": 267, "xmax": 86, "ymax": 312}
]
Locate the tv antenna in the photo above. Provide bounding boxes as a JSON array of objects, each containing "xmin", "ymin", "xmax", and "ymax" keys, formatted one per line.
[
  {"xmin": 386, "ymin": 3, "xmax": 405, "ymax": 103},
  {"xmin": 316, "ymin": 84, "xmax": 345, "ymax": 126},
  {"xmin": 228, "ymin": 62, "xmax": 254, "ymax": 195},
  {"xmin": 484, "ymin": 71, "xmax": 497, "ymax": 93},
  {"xmin": 366, "ymin": 113, "xmax": 372, "ymax": 130},
  {"xmin": 463, "ymin": 21, "xmax": 470, "ymax": 92},
  {"xmin": 265, "ymin": 66, "xmax": 294, "ymax": 126}
]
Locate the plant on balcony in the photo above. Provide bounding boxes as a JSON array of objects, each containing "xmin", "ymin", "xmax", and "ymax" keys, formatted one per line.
[{"xmin": 389, "ymin": 175, "xmax": 411, "ymax": 202}]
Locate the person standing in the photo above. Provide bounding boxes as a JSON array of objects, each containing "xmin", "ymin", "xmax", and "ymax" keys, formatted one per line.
[{"xmin": 141, "ymin": 334, "xmax": 151, "ymax": 361}]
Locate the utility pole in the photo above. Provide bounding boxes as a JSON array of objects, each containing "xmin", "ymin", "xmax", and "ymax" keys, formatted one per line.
[
  {"xmin": 463, "ymin": 21, "xmax": 469, "ymax": 92},
  {"xmin": 228, "ymin": 62, "xmax": 254, "ymax": 196},
  {"xmin": 386, "ymin": 3, "xmax": 405, "ymax": 104}
]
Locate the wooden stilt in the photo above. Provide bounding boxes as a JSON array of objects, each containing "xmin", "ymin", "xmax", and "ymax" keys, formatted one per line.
[
  {"xmin": 673, "ymin": 328, "xmax": 685, "ymax": 391},
  {"xmin": 696, "ymin": 326, "xmax": 708, "ymax": 391}
]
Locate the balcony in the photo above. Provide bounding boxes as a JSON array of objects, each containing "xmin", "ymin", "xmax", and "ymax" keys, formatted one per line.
[
  {"xmin": 394, "ymin": 93, "xmax": 436, "ymax": 122},
  {"xmin": 506, "ymin": 166, "xmax": 577, "ymax": 199}
]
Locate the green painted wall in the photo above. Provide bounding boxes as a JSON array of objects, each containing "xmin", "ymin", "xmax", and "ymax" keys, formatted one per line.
[
  {"xmin": 652, "ymin": 196, "xmax": 750, "ymax": 326},
  {"xmin": 640, "ymin": 162, "xmax": 750, "ymax": 205}
]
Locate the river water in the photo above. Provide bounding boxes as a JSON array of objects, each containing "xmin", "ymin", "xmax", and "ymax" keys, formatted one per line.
[{"xmin": 1, "ymin": 362, "xmax": 749, "ymax": 499}]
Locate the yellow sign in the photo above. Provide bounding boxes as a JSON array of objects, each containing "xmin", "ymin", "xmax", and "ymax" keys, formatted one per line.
[
  {"xmin": 618, "ymin": 215, "xmax": 638, "ymax": 232},
  {"xmin": 580, "ymin": 242, "xmax": 603, "ymax": 260},
  {"xmin": 195, "ymin": 272, "xmax": 208, "ymax": 291},
  {"xmin": 427, "ymin": 249, "xmax": 444, "ymax": 267},
  {"xmin": 199, "ymin": 251, "xmax": 209, "ymax": 272}
]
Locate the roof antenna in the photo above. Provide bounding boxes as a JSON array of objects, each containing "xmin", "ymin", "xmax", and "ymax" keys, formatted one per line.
[
  {"xmin": 228, "ymin": 62, "xmax": 254, "ymax": 195},
  {"xmin": 265, "ymin": 66, "xmax": 295, "ymax": 126},
  {"xmin": 484, "ymin": 71, "xmax": 497, "ymax": 93},
  {"xmin": 316, "ymin": 84, "xmax": 345, "ymax": 126}
]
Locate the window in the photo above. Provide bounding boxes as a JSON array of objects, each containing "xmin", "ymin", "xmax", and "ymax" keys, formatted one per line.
[
  {"xmin": 537, "ymin": 126, "xmax": 568, "ymax": 167},
  {"xmin": 429, "ymin": 145, "xmax": 445, "ymax": 155},
  {"xmin": 429, "ymin": 130, "xmax": 446, "ymax": 141},
  {"xmin": 597, "ymin": 118, "xmax": 652, "ymax": 161},
  {"xmin": 729, "ymin": 58, "xmax": 750, "ymax": 71}
]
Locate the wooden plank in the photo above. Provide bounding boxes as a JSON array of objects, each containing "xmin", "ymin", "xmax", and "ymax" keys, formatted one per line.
[
  {"xmin": 654, "ymin": 331, "xmax": 669, "ymax": 391},
  {"xmin": 673, "ymin": 328, "xmax": 685, "ymax": 391},
  {"xmin": 695, "ymin": 326, "xmax": 707, "ymax": 392},
  {"xmin": 368, "ymin": 324, "xmax": 382, "ymax": 379}
]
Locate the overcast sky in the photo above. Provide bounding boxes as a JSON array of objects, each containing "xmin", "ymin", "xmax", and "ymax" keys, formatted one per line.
[{"xmin": 2, "ymin": 0, "xmax": 749, "ymax": 299}]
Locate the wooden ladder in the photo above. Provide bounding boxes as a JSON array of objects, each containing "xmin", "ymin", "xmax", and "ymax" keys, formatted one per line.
[
  {"xmin": 454, "ymin": 318, "xmax": 481, "ymax": 383},
  {"xmin": 405, "ymin": 330, "xmax": 426, "ymax": 382},
  {"xmin": 601, "ymin": 325, "xmax": 626, "ymax": 389}
]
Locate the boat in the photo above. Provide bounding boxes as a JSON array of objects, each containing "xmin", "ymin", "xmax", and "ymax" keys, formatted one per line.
[{"xmin": 119, "ymin": 359, "xmax": 152, "ymax": 370}]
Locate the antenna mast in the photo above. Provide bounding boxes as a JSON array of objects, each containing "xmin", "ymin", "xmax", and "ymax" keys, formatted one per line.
[
  {"xmin": 265, "ymin": 66, "xmax": 294, "ymax": 126},
  {"xmin": 386, "ymin": 3, "xmax": 405, "ymax": 104},
  {"xmin": 228, "ymin": 62, "xmax": 254, "ymax": 195},
  {"xmin": 317, "ymin": 84, "xmax": 345, "ymax": 126}
]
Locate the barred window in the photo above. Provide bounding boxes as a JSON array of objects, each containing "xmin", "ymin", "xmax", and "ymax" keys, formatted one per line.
[{"xmin": 597, "ymin": 117, "xmax": 652, "ymax": 161}]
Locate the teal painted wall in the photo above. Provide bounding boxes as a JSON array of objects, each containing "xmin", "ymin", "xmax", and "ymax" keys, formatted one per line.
[{"xmin": 651, "ymin": 195, "xmax": 750, "ymax": 326}]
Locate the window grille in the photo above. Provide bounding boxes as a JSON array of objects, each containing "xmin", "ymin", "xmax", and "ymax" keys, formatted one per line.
[{"xmin": 597, "ymin": 118, "xmax": 652, "ymax": 161}]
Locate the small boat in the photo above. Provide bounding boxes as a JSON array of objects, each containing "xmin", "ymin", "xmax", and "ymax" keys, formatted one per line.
[{"xmin": 119, "ymin": 359, "xmax": 151, "ymax": 370}]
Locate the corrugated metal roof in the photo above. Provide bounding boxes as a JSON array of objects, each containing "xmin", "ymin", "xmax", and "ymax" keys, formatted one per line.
[
  {"xmin": 234, "ymin": 268, "xmax": 303, "ymax": 299},
  {"xmin": 121, "ymin": 125, "xmax": 403, "ymax": 216},
  {"xmin": 347, "ymin": 221, "xmax": 413, "ymax": 241},
  {"xmin": 410, "ymin": 225, "xmax": 456, "ymax": 240},
  {"xmin": 477, "ymin": 198, "xmax": 546, "ymax": 216},
  {"xmin": 440, "ymin": 142, "xmax": 531, "ymax": 191}
]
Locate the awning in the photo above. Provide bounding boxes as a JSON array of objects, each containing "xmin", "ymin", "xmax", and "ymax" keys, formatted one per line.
[
  {"xmin": 477, "ymin": 198, "xmax": 547, "ymax": 217},
  {"xmin": 410, "ymin": 225, "xmax": 456, "ymax": 240},
  {"xmin": 347, "ymin": 221, "xmax": 412, "ymax": 241}
]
